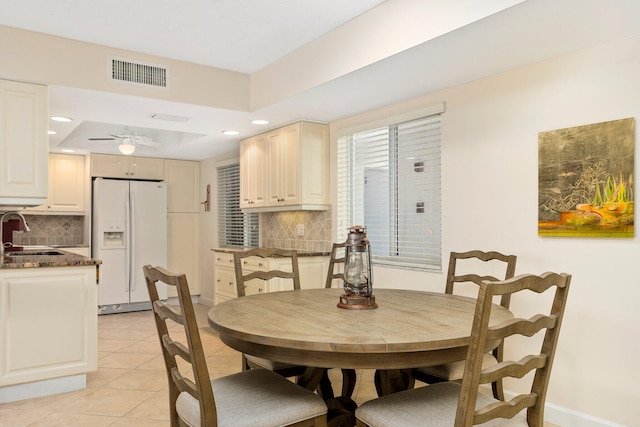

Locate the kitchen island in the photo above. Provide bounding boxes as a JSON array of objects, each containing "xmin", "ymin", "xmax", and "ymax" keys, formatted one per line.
[{"xmin": 0, "ymin": 248, "xmax": 100, "ymax": 403}]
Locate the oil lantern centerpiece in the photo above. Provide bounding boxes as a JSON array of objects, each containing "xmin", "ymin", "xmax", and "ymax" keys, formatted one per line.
[{"xmin": 337, "ymin": 226, "xmax": 378, "ymax": 310}]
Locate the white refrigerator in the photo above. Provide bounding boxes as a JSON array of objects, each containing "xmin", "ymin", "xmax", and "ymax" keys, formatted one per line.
[{"xmin": 92, "ymin": 178, "xmax": 167, "ymax": 314}]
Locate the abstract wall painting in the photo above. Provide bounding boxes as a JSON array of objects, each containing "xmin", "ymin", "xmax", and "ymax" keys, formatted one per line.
[{"xmin": 538, "ymin": 117, "xmax": 634, "ymax": 237}]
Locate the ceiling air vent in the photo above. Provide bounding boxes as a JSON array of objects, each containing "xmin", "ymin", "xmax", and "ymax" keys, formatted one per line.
[{"xmin": 110, "ymin": 57, "xmax": 168, "ymax": 89}]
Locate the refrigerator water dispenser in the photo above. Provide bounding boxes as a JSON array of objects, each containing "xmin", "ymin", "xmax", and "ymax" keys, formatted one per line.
[{"xmin": 101, "ymin": 221, "xmax": 125, "ymax": 248}]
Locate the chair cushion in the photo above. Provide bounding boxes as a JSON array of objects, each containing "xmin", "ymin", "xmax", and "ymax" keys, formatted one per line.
[
  {"xmin": 355, "ymin": 382, "xmax": 527, "ymax": 427},
  {"xmin": 176, "ymin": 368, "xmax": 327, "ymax": 427},
  {"xmin": 246, "ymin": 354, "xmax": 302, "ymax": 371},
  {"xmin": 415, "ymin": 353, "xmax": 498, "ymax": 381}
]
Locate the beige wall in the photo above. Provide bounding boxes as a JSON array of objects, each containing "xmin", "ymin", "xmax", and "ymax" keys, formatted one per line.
[
  {"xmin": 329, "ymin": 34, "xmax": 640, "ymax": 427},
  {"xmin": 203, "ymin": 32, "xmax": 638, "ymax": 426},
  {"xmin": 0, "ymin": 26, "xmax": 249, "ymax": 111},
  {"xmin": 250, "ymin": 0, "xmax": 524, "ymax": 109}
]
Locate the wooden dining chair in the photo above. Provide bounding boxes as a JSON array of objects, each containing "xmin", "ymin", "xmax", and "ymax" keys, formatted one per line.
[
  {"xmin": 356, "ymin": 271, "xmax": 571, "ymax": 427},
  {"xmin": 143, "ymin": 264, "xmax": 328, "ymax": 427},
  {"xmin": 233, "ymin": 248, "xmax": 308, "ymax": 378},
  {"xmin": 325, "ymin": 241, "xmax": 346, "ymax": 289},
  {"xmin": 413, "ymin": 250, "xmax": 517, "ymax": 400}
]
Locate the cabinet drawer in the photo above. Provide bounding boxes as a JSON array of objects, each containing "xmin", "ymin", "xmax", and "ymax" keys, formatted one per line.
[
  {"xmin": 239, "ymin": 256, "xmax": 269, "ymax": 271},
  {"xmin": 243, "ymin": 278, "xmax": 268, "ymax": 296},
  {"xmin": 214, "ymin": 252, "xmax": 235, "ymax": 268},
  {"xmin": 215, "ymin": 267, "xmax": 236, "ymax": 298}
]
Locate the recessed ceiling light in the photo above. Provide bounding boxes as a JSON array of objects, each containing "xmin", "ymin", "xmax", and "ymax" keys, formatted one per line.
[
  {"xmin": 251, "ymin": 119, "xmax": 269, "ymax": 125},
  {"xmin": 50, "ymin": 116, "xmax": 73, "ymax": 122},
  {"xmin": 61, "ymin": 149, "xmax": 75, "ymax": 153},
  {"xmin": 222, "ymin": 130, "xmax": 239, "ymax": 136},
  {"xmin": 48, "ymin": 130, "xmax": 56, "ymax": 135}
]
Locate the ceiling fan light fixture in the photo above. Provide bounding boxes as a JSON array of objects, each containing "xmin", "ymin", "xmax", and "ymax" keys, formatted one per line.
[{"xmin": 118, "ymin": 142, "xmax": 136, "ymax": 155}]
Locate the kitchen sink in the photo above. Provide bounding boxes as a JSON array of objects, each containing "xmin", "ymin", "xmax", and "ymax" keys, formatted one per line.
[{"xmin": 6, "ymin": 250, "xmax": 65, "ymax": 256}]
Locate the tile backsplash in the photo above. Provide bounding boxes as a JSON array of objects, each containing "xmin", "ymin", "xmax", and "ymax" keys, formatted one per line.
[
  {"xmin": 261, "ymin": 210, "xmax": 332, "ymax": 252},
  {"xmin": 12, "ymin": 215, "xmax": 84, "ymax": 246}
]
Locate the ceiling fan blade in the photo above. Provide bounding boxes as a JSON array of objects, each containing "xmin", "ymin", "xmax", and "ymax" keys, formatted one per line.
[{"xmin": 89, "ymin": 138, "xmax": 116, "ymax": 140}]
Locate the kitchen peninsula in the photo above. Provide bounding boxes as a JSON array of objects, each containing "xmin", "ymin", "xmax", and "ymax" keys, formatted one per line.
[{"xmin": 0, "ymin": 249, "xmax": 100, "ymax": 403}]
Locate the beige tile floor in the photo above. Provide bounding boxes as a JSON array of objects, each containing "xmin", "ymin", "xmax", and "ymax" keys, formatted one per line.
[{"xmin": 0, "ymin": 304, "xmax": 560, "ymax": 426}]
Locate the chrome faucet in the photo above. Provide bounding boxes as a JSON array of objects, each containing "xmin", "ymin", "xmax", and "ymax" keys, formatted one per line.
[{"xmin": 0, "ymin": 211, "xmax": 31, "ymax": 256}]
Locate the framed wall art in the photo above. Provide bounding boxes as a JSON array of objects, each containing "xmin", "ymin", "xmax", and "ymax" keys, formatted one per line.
[{"xmin": 538, "ymin": 117, "xmax": 634, "ymax": 237}]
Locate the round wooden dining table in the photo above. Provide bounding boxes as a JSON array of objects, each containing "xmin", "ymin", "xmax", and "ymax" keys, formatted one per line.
[{"xmin": 208, "ymin": 288, "xmax": 512, "ymax": 391}]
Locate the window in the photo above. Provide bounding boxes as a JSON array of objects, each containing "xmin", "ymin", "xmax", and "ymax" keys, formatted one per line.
[
  {"xmin": 217, "ymin": 163, "xmax": 259, "ymax": 247},
  {"xmin": 336, "ymin": 113, "xmax": 442, "ymax": 270}
]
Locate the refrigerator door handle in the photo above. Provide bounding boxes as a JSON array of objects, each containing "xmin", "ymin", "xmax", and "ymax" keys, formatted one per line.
[
  {"xmin": 129, "ymin": 190, "xmax": 136, "ymax": 292},
  {"xmin": 125, "ymin": 190, "xmax": 131, "ymax": 294}
]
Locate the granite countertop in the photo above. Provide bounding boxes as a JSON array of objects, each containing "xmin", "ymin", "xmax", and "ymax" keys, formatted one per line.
[
  {"xmin": 212, "ymin": 247, "xmax": 331, "ymax": 257},
  {"xmin": 1, "ymin": 247, "xmax": 101, "ymax": 269}
]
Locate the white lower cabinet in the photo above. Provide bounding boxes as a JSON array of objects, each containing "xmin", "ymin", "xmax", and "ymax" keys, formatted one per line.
[
  {"xmin": 0, "ymin": 266, "xmax": 98, "ymax": 395},
  {"xmin": 213, "ymin": 250, "xmax": 328, "ymax": 304}
]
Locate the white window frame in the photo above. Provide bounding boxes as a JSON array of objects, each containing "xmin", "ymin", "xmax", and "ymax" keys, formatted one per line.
[
  {"xmin": 335, "ymin": 104, "xmax": 444, "ymax": 271},
  {"xmin": 217, "ymin": 160, "xmax": 259, "ymax": 247}
]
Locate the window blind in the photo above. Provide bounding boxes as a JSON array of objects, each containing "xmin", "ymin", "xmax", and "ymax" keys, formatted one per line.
[
  {"xmin": 336, "ymin": 114, "xmax": 442, "ymax": 270},
  {"xmin": 217, "ymin": 163, "xmax": 259, "ymax": 247}
]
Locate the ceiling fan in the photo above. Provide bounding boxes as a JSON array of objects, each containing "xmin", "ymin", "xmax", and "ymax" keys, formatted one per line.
[{"xmin": 88, "ymin": 128, "xmax": 160, "ymax": 155}]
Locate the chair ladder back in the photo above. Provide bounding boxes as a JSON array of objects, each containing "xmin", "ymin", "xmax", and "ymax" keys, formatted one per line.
[
  {"xmin": 445, "ymin": 250, "xmax": 517, "ymax": 306},
  {"xmin": 144, "ymin": 265, "xmax": 217, "ymax": 426},
  {"xmin": 455, "ymin": 271, "xmax": 571, "ymax": 426},
  {"xmin": 325, "ymin": 242, "xmax": 346, "ymax": 289},
  {"xmin": 234, "ymin": 248, "xmax": 301, "ymax": 297}
]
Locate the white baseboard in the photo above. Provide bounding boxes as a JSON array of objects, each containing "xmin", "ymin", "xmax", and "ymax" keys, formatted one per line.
[
  {"xmin": 503, "ymin": 391, "xmax": 625, "ymax": 427},
  {"xmin": 197, "ymin": 295, "xmax": 214, "ymax": 306},
  {"xmin": 544, "ymin": 401, "xmax": 626, "ymax": 427},
  {"xmin": 0, "ymin": 374, "xmax": 86, "ymax": 403}
]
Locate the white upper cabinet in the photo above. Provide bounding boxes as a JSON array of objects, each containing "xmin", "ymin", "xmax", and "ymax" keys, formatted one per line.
[
  {"xmin": 0, "ymin": 79, "xmax": 48, "ymax": 208},
  {"xmin": 239, "ymin": 133, "xmax": 268, "ymax": 209},
  {"xmin": 241, "ymin": 121, "xmax": 329, "ymax": 212},
  {"xmin": 267, "ymin": 123, "xmax": 300, "ymax": 206},
  {"xmin": 26, "ymin": 153, "xmax": 86, "ymax": 213},
  {"xmin": 165, "ymin": 159, "xmax": 201, "ymax": 213},
  {"xmin": 90, "ymin": 154, "xmax": 164, "ymax": 180}
]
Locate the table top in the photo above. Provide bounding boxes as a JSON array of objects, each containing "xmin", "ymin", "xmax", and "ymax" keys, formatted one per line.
[{"xmin": 208, "ymin": 288, "xmax": 512, "ymax": 370}]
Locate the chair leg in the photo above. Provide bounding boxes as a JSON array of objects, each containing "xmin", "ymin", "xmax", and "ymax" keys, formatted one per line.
[
  {"xmin": 492, "ymin": 379, "xmax": 505, "ymax": 401},
  {"xmin": 241, "ymin": 354, "xmax": 250, "ymax": 371}
]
